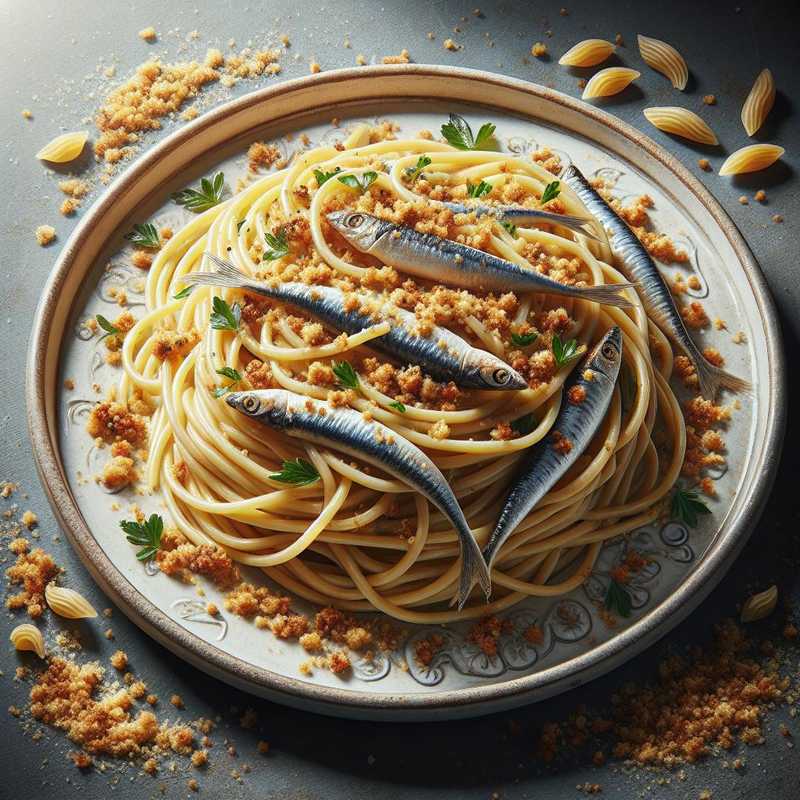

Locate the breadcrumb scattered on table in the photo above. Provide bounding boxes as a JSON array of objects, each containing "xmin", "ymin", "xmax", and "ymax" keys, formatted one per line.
[
  {"xmin": 138, "ymin": 27, "xmax": 157, "ymax": 42},
  {"xmin": 35, "ymin": 225, "xmax": 56, "ymax": 246}
]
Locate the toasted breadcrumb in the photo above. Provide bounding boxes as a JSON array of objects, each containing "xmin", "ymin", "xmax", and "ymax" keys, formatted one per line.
[
  {"xmin": 138, "ymin": 27, "xmax": 157, "ymax": 41},
  {"xmin": 22, "ymin": 109, "xmax": 33, "ymax": 119},
  {"xmin": 309, "ymin": 61, "xmax": 321, "ymax": 74},
  {"xmin": 443, "ymin": 38, "xmax": 461, "ymax": 51},
  {"xmin": 698, "ymin": 158, "xmax": 711, "ymax": 171},
  {"xmin": 531, "ymin": 42, "xmax": 548, "ymax": 58},
  {"xmin": 6, "ymin": 545, "xmax": 59, "ymax": 618},
  {"xmin": 702, "ymin": 94, "xmax": 716, "ymax": 105},
  {"xmin": 382, "ymin": 49, "xmax": 411, "ymax": 64},
  {"xmin": 110, "ymin": 650, "xmax": 128, "ymax": 670},
  {"xmin": 35, "ymin": 225, "xmax": 56, "ymax": 246}
]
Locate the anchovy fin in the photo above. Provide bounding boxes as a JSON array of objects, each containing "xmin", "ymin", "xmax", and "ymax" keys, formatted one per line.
[
  {"xmin": 456, "ymin": 531, "xmax": 492, "ymax": 610},
  {"xmin": 183, "ymin": 253, "xmax": 258, "ymax": 291},
  {"xmin": 694, "ymin": 357, "xmax": 751, "ymax": 401},
  {"xmin": 574, "ymin": 282, "xmax": 636, "ymax": 309}
]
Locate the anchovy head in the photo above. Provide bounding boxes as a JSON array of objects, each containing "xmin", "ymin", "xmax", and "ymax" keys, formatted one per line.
[
  {"xmin": 585, "ymin": 326, "xmax": 623, "ymax": 380},
  {"xmin": 225, "ymin": 389, "xmax": 289, "ymax": 426},
  {"xmin": 326, "ymin": 211, "xmax": 393, "ymax": 252},
  {"xmin": 465, "ymin": 353, "xmax": 528, "ymax": 390}
]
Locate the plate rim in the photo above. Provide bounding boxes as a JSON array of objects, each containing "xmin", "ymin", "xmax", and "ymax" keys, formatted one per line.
[{"xmin": 25, "ymin": 64, "xmax": 786, "ymax": 720}]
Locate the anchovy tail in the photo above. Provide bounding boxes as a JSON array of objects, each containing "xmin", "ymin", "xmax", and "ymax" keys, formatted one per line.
[
  {"xmin": 457, "ymin": 530, "xmax": 491, "ymax": 610},
  {"xmin": 183, "ymin": 253, "xmax": 261, "ymax": 291},
  {"xmin": 693, "ymin": 352, "xmax": 751, "ymax": 399},
  {"xmin": 572, "ymin": 282, "xmax": 635, "ymax": 309}
]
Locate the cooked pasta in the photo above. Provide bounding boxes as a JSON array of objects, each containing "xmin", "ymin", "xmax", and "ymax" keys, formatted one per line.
[
  {"xmin": 637, "ymin": 34, "xmax": 689, "ymax": 91},
  {"xmin": 105, "ymin": 122, "xmax": 690, "ymax": 624},
  {"xmin": 10, "ymin": 623, "xmax": 45, "ymax": 659},
  {"xmin": 719, "ymin": 143, "xmax": 784, "ymax": 176},
  {"xmin": 582, "ymin": 67, "xmax": 640, "ymax": 99},
  {"xmin": 558, "ymin": 39, "xmax": 615, "ymax": 67},
  {"xmin": 44, "ymin": 583, "xmax": 98, "ymax": 619},
  {"xmin": 642, "ymin": 107, "xmax": 718, "ymax": 145},
  {"xmin": 35, "ymin": 130, "xmax": 89, "ymax": 163},
  {"xmin": 741, "ymin": 68, "xmax": 775, "ymax": 136}
]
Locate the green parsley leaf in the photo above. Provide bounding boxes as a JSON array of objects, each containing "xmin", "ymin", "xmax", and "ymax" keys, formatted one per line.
[
  {"xmin": 125, "ymin": 222, "xmax": 160, "ymax": 249},
  {"xmin": 314, "ymin": 166, "xmax": 342, "ymax": 186},
  {"xmin": 270, "ymin": 458, "xmax": 320, "ymax": 486},
  {"xmin": 604, "ymin": 578, "xmax": 632, "ymax": 618},
  {"xmin": 337, "ymin": 171, "xmax": 378, "ymax": 194},
  {"xmin": 670, "ymin": 486, "xmax": 711, "ymax": 528},
  {"xmin": 511, "ymin": 331, "xmax": 538, "ymax": 347},
  {"xmin": 467, "ymin": 179, "xmax": 492, "ymax": 198},
  {"xmin": 171, "ymin": 171, "xmax": 225, "ymax": 213},
  {"xmin": 173, "ymin": 286, "xmax": 193, "ymax": 300},
  {"xmin": 540, "ymin": 180, "xmax": 561, "ymax": 205},
  {"xmin": 209, "ymin": 296, "xmax": 241, "ymax": 331},
  {"xmin": 332, "ymin": 360, "xmax": 359, "ymax": 391},
  {"xmin": 262, "ymin": 230, "xmax": 290, "ymax": 261},
  {"xmin": 389, "ymin": 400, "xmax": 406, "ymax": 413},
  {"xmin": 120, "ymin": 514, "xmax": 164, "ymax": 561},
  {"xmin": 213, "ymin": 366, "xmax": 243, "ymax": 397},
  {"xmin": 511, "ymin": 413, "xmax": 536, "ymax": 436},
  {"xmin": 96, "ymin": 314, "xmax": 120, "ymax": 341},
  {"xmin": 501, "ymin": 220, "xmax": 518, "ymax": 237},
  {"xmin": 440, "ymin": 113, "xmax": 496, "ymax": 151},
  {"xmin": 552, "ymin": 334, "xmax": 580, "ymax": 367},
  {"xmin": 404, "ymin": 156, "xmax": 431, "ymax": 182}
]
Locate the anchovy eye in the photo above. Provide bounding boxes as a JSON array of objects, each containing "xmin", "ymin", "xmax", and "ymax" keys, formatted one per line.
[
  {"xmin": 493, "ymin": 368, "xmax": 510, "ymax": 385},
  {"xmin": 601, "ymin": 343, "xmax": 617, "ymax": 360},
  {"xmin": 346, "ymin": 213, "xmax": 365, "ymax": 228},
  {"xmin": 242, "ymin": 396, "xmax": 259, "ymax": 413}
]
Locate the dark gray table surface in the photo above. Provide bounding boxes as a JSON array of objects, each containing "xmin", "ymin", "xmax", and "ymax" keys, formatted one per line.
[{"xmin": 2, "ymin": 1, "xmax": 798, "ymax": 798}]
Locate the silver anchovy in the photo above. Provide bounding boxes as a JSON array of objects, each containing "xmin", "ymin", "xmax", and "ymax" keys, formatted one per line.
[
  {"xmin": 483, "ymin": 327, "xmax": 623, "ymax": 575},
  {"xmin": 226, "ymin": 388, "xmax": 491, "ymax": 608},
  {"xmin": 442, "ymin": 202, "xmax": 601, "ymax": 241},
  {"xmin": 327, "ymin": 211, "xmax": 633, "ymax": 308},
  {"xmin": 562, "ymin": 165, "xmax": 749, "ymax": 400},
  {"xmin": 185, "ymin": 254, "xmax": 527, "ymax": 390}
]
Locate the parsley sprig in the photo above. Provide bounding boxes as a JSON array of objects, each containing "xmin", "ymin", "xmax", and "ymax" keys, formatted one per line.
[
  {"xmin": 511, "ymin": 330, "xmax": 538, "ymax": 347},
  {"xmin": 337, "ymin": 171, "xmax": 378, "ymax": 194},
  {"xmin": 120, "ymin": 514, "xmax": 164, "ymax": 561},
  {"xmin": 314, "ymin": 167, "xmax": 342, "ymax": 186},
  {"xmin": 441, "ymin": 113, "xmax": 495, "ymax": 151},
  {"xmin": 552, "ymin": 334, "xmax": 580, "ymax": 367},
  {"xmin": 540, "ymin": 180, "xmax": 561, "ymax": 205},
  {"xmin": 213, "ymin": 366, "xmax": 243, "ymax": 398},
  {"xmin": 173, "ymin": 286, "xmax": 193, "ymax": 300},
  {"xmin": 404, "ymin": 156, "xmax": 431, "ymax": 182},
  {"xmin": 501, "ymin": 220, "xmax": 518, "ymax": 237},
  {"xmin": 270, "ymin": 458, "xmax": 320, "ymax": 486},
  {"xmin": 389, "ymin": 400, "xmax": 406, "ymax": 413},
  {"xmin": 467, "ymin": 179, "xmax": 492, "ymax": 198},
  {"xmin": 171, "ymin": 171, "xmax": 225, "ymax": 213},
  {"xmin": 125, "ymin": 222, "xmax": 161, "ymax": 249},
  {"xmin": 209, "ymin": 296, "xmax": 241, "ymax": 331},
  {"xmin": 604, "ymin": 578, "xmax": 632, "ymax": 618},
  {"xmin": 332, "ymin": 360, "xmax": 359, "ymax": 391},
  {"xmin": 263, "ymin": 230, "xmax": 290, "ymax": 261},
  {"xmin": 671, "ymin": 487, "xmax": 711, "ymax": 527},
  {"xmin": 96, "ymin": 314, "xmax": 120, "ymax": 341}
]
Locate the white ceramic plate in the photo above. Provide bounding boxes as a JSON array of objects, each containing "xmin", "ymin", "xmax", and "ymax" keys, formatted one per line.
[{"xmin": 27, "ymin": 66, "xmax": 785, "ymax": 720}]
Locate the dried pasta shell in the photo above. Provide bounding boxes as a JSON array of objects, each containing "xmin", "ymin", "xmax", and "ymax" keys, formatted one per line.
[
  {"xmin": 642, "ymin": 107, "xmax": 718, "ymax": 145},
  {"xmin": 45, "ymin": 583, "xmax": 98, "ymax": 619},
  {"xmin": 637, "ymin": 34, "xmax": 689, "ymax": 90},
  {"xmin": 582, "ymin": 67, "xmax": 641, "ymax": 100},
  {"xmin": 740, "ymin": 585, "xmax": 778, "ymax": 623},
  {"xmin": 10, "ymin": 623, "xmax": 45, "ymax": 659},
  {"xmin": 559, "ymin": 39, "xmax": 615, "ymax": 67},
  {"xmin": 35, "ymin": 130, "xmax": 89, "ymax": 163},
  {"xmin": 719, "ymin": 143, "xmax": 784, "ymax": 176},
  {"xmin": 741, "ymin": 68, "xmax": 775, "ymax": 136}
]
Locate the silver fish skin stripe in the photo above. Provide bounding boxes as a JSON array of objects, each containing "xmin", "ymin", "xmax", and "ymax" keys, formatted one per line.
[
  {"xmin": 442, "ymin": 202, "xmax": 601, "ymax": 241},
  {"xmin": 483, "ymin": 327, "xmax": 623, "ymax": 573},
  {"xmin": 186, "ymin": 255, "xmax": 527, "ymax": 390},
  {"xmin": 225, "ymin": 389, "xmax": 491, "ymax": 608},
  {"xmin": 326, "ymin": 211, "xmax": 634, "ymax": 309},
  {"xmin": 561, "ymin": 166, "xmax": 749, "ymax": 399}
]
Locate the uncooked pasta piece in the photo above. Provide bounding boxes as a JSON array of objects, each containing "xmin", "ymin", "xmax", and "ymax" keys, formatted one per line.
[
  {"xmin": 558, "ymin": 39, "xmax": 615, "ymax": 67},
  {"xmin": 35, "ymin": 131, "xmax": 89, "ymax": 163},
  {"xmin": 637, "ymin": 34, "xmax": 688, "ymax": 90},
  {"xmin": 581, "ymin": 67, "xmax": 640, "ymax": 99},
  {"xmin": 740, "ymin": 585, "xmax": 778, "ymax": 622},
  {"xmin": 45, "ymin": 583, "xmax": 98, "ymax": 619},
  {"xmin": 741, "ymin": 68, "xmax": 775, "ymax": 136},
  {"xmin": 642, "ymin": 107, "xmax": 718, "ymax": 145},
  {"xmin": 10, "ymin": 623, "xmax": 46, "ymax": 659},
  {"xmin": 719, "ymin": 144, "xmax": 784, "ymax": 176}
]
